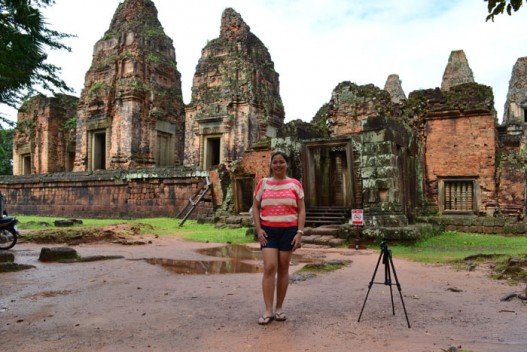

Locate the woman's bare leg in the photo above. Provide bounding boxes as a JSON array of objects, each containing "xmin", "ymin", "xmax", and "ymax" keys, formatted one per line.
[
  {"xmin": 261, "ymin": 248, "xmax": 279, "ymax": 317},
  {"xmin": 275, "ymin": 250, "xmax": 293, "ymax": 313}
]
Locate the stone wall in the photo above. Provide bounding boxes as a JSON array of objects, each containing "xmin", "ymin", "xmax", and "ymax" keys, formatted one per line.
[
  {"xmin": 424, "ymin": 112, "xmax": 496, "ymax": 213},
  {"xmin": 497, "ymin": 126, "xmax": 526, "ymax": 216},
  {"xmin": 238, "ymin": 147, "xmax": 272, "ymax": 184},
  {"xmin": 235, "ymin": 126, "xmax": 313, "ymax": 186},
  {"xmin": 0, "ymin": 168, "xmax": 212, "ymax": 219},
  {"xmin": 361, "ymin": 115, "xmax": 417, "ymax": 226},
  {"xmin": 327, "ymin": 82, "xmax": 396, "ymax": 137},
  {"xmin": 427, "ymin": 216, "xmax": 527, "ymax": 235}
]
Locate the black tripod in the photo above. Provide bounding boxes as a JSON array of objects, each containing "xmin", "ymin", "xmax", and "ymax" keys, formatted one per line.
[{"xmin": 357, "ymin": 241, "xmax": 411, "ymax": 328}]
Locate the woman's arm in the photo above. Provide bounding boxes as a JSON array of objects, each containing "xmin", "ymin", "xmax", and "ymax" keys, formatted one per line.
[
  {"xmin": 292, "ymin": 197, "xmax": 305, "ymax": 251},
  {"xmin": 252, "ymin": 197, "xmax": 268, "ymax": 246},
  {"xmin": 252, "ymin": 197, "xmax": 262, "ymax": 231}
]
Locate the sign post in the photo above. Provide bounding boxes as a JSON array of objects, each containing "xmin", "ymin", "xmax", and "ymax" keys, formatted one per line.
[
  {"xmin": 350, "ymin": 209, "xmax": 364, "ymax": 249},
  {"xmin": 351, "ymin": 209, "xmax": 364, "ymax": 226}
]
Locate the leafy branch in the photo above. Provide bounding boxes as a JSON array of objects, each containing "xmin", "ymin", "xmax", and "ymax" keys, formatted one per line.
[{"xmin": 485, "ymin": 0, "xmax": 524, "ymax": 21}]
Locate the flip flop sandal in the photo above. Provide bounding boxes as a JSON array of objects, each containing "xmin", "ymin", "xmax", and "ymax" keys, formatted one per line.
[
  {"xmin": 258, "ymin": 315, "xmax": 274, "ymax": 325},
  {"xmin": 275, "ymin": 312, "xmax": 287, "ymax": 321}
]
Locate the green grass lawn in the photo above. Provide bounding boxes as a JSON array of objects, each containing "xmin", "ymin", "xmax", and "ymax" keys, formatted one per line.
[
  {"xmin": 384, "ymin": 231, "xmax": 527, "ymax": 263},
  {"xmin": 16, "ymin": 216, "xmax": 252, "ymax": 244},
  {"xmin": 371, "ymin": 232, "xmax": 527, "ymax": 284}
]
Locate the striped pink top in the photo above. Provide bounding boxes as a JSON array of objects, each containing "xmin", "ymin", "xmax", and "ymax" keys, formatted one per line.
[{"xmin": 254, "ymin": 177, "xmax": 304, "ymax": 227}]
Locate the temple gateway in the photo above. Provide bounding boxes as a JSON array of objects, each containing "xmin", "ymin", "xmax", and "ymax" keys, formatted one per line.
[{"xmin": 2, "ymin": 0, "xmax": 527, "ymax": 240}]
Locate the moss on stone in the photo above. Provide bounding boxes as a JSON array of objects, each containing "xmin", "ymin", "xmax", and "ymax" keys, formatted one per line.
[
  {"xmin": 0, "ymin": 263, "xmax": 36, "ymax": 272},
  {"xmin": 251, "ymin": 138, "xmax": 272, "ymax": 149},
  {"xmin": 299, "ymin": 260, "xmax": 351, "ymax": 273},
  {"xmin": 329, "ymin": 81, "xmax": 396, "ymax": 119},
  {"xmin": 444, "ymin": 83, "xmax": 494, "ymax": 112},
  {"xmin": 310, "ymin": 103, "xmax": 330, "ymax": 137}
]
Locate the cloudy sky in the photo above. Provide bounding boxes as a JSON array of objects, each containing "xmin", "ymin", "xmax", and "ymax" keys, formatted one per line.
[{"xmin": 1, "ymin": 0, "xmax": 526, "ymax": 124}]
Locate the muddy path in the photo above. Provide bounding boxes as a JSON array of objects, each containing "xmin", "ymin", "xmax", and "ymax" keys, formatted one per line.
[{"xmin": 1, "ymin": 234, "xmax": 526, "ymax": 352}]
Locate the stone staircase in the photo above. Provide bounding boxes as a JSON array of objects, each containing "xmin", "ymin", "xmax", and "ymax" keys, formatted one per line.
[
  {"xmin": 305, "ymin": 206, "xmax": 350, "ymax": 227},
  {"xmin": 302, "ymin": 207, "xmax": 351, "ymax": 247},
  {"xmin": 301, "ymin": 225, "xmax": 347, "ymax": 247}
]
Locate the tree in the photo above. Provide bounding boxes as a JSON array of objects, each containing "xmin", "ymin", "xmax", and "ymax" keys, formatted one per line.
[
  {"xmin": 0, "ymin": 128, "xmax": 14, "ymax": 175},
  {"xmin": 0, "ymin": 0, "xmax": 73, "ymax": 113},
  {"xmin": 0, "ymin": 113, "xmax": 14, "ymax": 129},
  {"xmin": 486, "ymin": 0, "xmax": 525, "ymax": 21}
]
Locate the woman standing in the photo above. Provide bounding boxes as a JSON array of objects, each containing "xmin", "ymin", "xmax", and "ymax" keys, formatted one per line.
[{"xmin": 252, "ymin": 151, "xmax": 306, "ymax": 325}]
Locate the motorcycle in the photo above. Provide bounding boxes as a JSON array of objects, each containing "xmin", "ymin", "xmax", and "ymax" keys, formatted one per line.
[{"xmin": 0, "ymin": 192, "xmax": 20, "ymax": 250}]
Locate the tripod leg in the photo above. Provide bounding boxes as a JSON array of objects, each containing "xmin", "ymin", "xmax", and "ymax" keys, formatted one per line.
[
  {"xmin": 387, "ymin": 254, "xmax": 411, "ymax": 328},
  {"xmin": 358, "ymin": 250, "xmax": 383, "ymax": 323},
  {"xmin": 385, "ymin": 258, "xmax": 396, "ymax": 315}
]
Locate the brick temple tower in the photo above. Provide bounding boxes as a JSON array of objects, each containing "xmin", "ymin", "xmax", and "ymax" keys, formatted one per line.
[
  {"xmin": 184, "ymin": 8, "xmax": 285, "ymax": 169},
  {"xmin": 441, "ymin": 50, "xmax": 475, "ymax": 91},
  {"xmin": 497, "ymin": 57, "xmax": 527, "ymax": 216},
  {"xmin": 74, "ymin": 0, "xmax": 185, "ymax": 171},
  {"xmin": 13, "ymin": 94, "xmax": 78, "ymax": 175}
]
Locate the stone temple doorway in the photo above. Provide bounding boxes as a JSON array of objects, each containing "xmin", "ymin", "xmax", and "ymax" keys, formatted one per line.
[
  {"xmin": 302, "ymin": 138, "xmax": 354, "ymax": 209},
  {"xmin": 234, "ymin": 177, "xmax": 254, "ymax": 213}
]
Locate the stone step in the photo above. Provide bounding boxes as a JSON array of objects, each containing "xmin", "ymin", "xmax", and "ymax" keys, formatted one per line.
[
  {"xmin": 308, "ymin": 206, "xmax": 349, "ymax": 210},
  {"xmin": 300, "ymin": 225, "xmax": 346, "ymax": 247},
  {"xmin": 301, "ymin": 235, "xmax": 346, "ymax": 247},
  {"xmin": 306, "ymin": 211, "xmax": 349, "ymax": 217},
  {"xmin": 306, "ymin": 219, "xmax": 343, "ymax": 227},
  {"xmin": 305, "ymin": 207, "xmax": 350, "ymax": 228},
  {"xmin": 306, "ymin": 212, "xmax": 347, "ymax": 217},
  {"xmin": 306, "ymin": 216, "xmax": 346, "ymax": 221},
  {"xmin": 307, "ymin": 208, "xmax": 349, "ymax": 212},
  {"xmin": 305, "ymin": 218, "xmax": 347, "ymax": 227}
]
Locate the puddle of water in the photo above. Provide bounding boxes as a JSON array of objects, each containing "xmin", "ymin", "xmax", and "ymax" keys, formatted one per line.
[
  {"xmin": 144, "ymin": 257, "xmax": 261, "ymax": 275},
  {"xmin": 145, "ymin": 244, "xmax": 262, "ymax": 274},
  {"xmin": 199, "ymin": 244, "xmax": 316, "ymax": 265},
  {"xmin": 10, "ymin": 249, "xmax": 38, "ymax": 257},
  {"xmin": 197, "ymin": 244, "xmax": 261, "ymax": 260},
  {"xmin": 145, "ymin": 244, "xmax": 321, "ymax": 275}
]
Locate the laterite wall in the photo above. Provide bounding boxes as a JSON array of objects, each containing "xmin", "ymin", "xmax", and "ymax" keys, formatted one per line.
[
  {"xmin": 0, "ymin": 168, "xmax": 213, "ymax": 219},
  {"xmin": 424, "ymin": 112, "xmax": 497, "ymax": 213}
]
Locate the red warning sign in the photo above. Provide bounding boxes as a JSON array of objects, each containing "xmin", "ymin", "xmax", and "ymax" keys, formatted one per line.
[{"xmin": 351, "ymin": 209, "xmax": 364, "ymax": 225}]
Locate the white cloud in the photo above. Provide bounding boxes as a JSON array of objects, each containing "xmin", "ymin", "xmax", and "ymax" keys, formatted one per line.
[{"xmin": 1, "ymin": 0, "xmax": 526, "ymax": 124}]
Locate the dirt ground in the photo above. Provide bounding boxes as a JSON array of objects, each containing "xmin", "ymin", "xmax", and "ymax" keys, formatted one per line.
[{"xmin": 1, "ymin": 233, "xmax": 526, "ymax": 352}]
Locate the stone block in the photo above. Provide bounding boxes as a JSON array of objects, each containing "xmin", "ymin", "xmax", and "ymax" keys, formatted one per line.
[
  {"xmin": 227, "ymin": 224, "xmax": 242, "ymax": 229},
  {"xmin": 0, "ymin": 252, "xmax": 15, "ymax": 263},
  {"xmin": 315, "ymin": 235, "xmax": 336, "ymax": 244},
  {"xmin": 493, "ymin": 226, "xmax": 504, "ymax": 234},
  {"xmin": 503, "ymin": 223, "xmax": 527, "ymax": 235},
  {"xmin": 225, "ymin": 216, "xmax": 242, "ymax": 225},
  {"xmin": 362, "ymin": 226, "xmax": 420, "ymax": 241},
  {"xmin": 240, "ymin": 217, "xmax": 254, "ymax": 227},
  {"xmin": 310, "ymin": 227, "xmax": 339, "ymax": 237},
  {"xmin": 39, "ymin": 247, "xmax": 78, "ymax": 262},
  {"xmin": 302, "ymin": 235, "xmax": 321, "ymax": 244},
  {"xmin": 328, "ymin": 238, "xmax": 346, "ymax": 247},
  {"xmin": 0, "ymin": 263, "xmax": 35, "ymax": 272}
]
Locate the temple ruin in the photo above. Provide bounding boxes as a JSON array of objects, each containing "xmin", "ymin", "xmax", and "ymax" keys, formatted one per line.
[
  {"xmin": 75, "ymin": 0, "xmax": 186, "ymax": 171},
  {"xmin": 13, "ymin": 94, "xmax": 78, "ymax": 175},
  {"xmin": 3, "ymin": 0, "xmax": 527, "ymax": 238}
]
